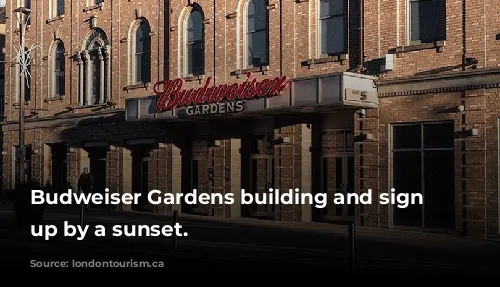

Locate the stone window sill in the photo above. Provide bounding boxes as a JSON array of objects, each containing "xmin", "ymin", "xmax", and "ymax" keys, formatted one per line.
[
  {"xmin": 44, "ymin": 96, "xmax": 64, "ymax": 103},
  {"xmin": 183, "ymin": 74, "xmax": 205, "ymax": 83},
  {"xmin": 231, "ymin": 65, "xmax": 269, "ymax": 78},
  {"xmin": 302, "ymin": 54, "xmax": 349, "ymax": 67},
  {"xmin": 84, "ymin": 2, "xmax": 104, "ymax": 12},
  {"xmin": 123, "ymin": 82, "xmax": 151, "ymax": 92},
  {"xmin": 46, "ymin": 15, "xmax": 65, "ymax": 24},
  {"xmin": 395, "ymin": 40, "xmax": 446, "ymax": 57}
]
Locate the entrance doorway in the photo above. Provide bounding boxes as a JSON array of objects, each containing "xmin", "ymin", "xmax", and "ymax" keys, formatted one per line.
[
  {"xmin": 190, "ymin": 155, "xmax": 210, "ymax": 215},
  {"xmin": 88, "ymin": 148, "xmax": 107, "ymax": 208},
  {"xmin": 249, "ymin": 154, "xmax": 275, "ymax": 218},
  {"xmin": 50, "ymin": 143, "xmax": 68, "ymax": 194},
  {"xmin": 320, "ymin": 154, "xmax": 355, "ymax": 221}
]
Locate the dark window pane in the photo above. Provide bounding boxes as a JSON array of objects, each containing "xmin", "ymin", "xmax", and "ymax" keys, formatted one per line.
[
  {"xmin": 423, "ymin": 122, "xmax": 454, "ymax": 149},
  {"xmin": 423, "ymin": 150, "xmax": 455, "ymax": 229},
  {"xmin": 187, "ymin": 11, "xmax": 203, "ymax": 42},
  {"xmin": 247, "ymin": 0, "xmax": 268, "ymax": 66},
  {"xmin": 393, "ymin": 125, "xmax": 421, "ymax": 149},
  {"xmin": 247, "ymin": 0, "xmax": 267, "ymax": 32},
  {"xmin": 57, "ymin": 0, "xmax": 65, "ymax": 15},
  {"xmin": 319, "ymin": 0, "xmax": 344, "ymax": 18},
  {"xmin": 90, "ymin": 50, "xmax": 100, "ymax": 104},
  {"xmin": 393, "ymin": 151, "xmax": 422, "ymax": 226},
  {"xmin": 186, "ymin": 10, "xmax": 204, "ymax": 75},
  {"xmin": 54, "ymin": 43, "xmax": 65, "ymax": 96},
  {"xmin": 321, "ymin": 16, "xmax": 344, "ymax": 54},
  {"xmin": 136, "ymin": 22, "xmax": 151, "ymax": 82},
  {"xmin": 247, "ymin": 29, "xmax": 268, "ymax": 66},
  {"xmin": 410, "ymin": 0, "xmax": 443, "ymax": 43}
]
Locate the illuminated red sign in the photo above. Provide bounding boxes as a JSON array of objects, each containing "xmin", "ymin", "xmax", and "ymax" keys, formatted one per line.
[{"xmin": 154, "ymin": 72, "xmax": 290, "ymax": 113}]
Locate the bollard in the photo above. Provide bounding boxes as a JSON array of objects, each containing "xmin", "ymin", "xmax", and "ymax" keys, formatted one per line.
[
  {"xmin": 349, "ymin": 222, "xmax": 355, "ymax": 272},
  {"xmin": 172, "ymin": 210, "xmax": 178, "ymax": 251},
  {"xmin": 79, "ymin": 190, "xmax": 85, "ymax": 227}
]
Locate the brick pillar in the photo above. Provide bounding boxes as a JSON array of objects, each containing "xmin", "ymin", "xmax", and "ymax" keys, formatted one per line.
[
  {"xmin": 210, "ymin": 141, "xmax": 227, "ymax": 218},
  {"xmin": 42, "ymin": 144, "xmax": 50, "ymax": 185},
  {"xmin": 300, "ymin": 124, "xmax": 313, "ymax": 222},
  {"xmin": 274, "ymin": 124, "xmax": 303, "ymax": 222},
  {"xmin": 2, "ymin": 139, "xmax": 11, "ymax": 190},
  {"xmin": 31, "ymin": 129, "xmax": 43, "ymax": 183},
  {"xmin": 106, "ymin": 147, "xmax": 120, "ymax": 211},
  {"xmin": 149, "ymin": 144, "xmax": 170, "ymax": 214},
  {"xmin": 171, "ymin": 145, "xmax": 182, "ymax": 213},
  {"xmin": 460, "ymin": 90, "xmax": 488, "ymax": 237},
  {"xmin": 230, "ymin": 138, "xmax": 241, "ymax": 219},
  {"xmin": 121, "ymin": 147, "xmax": 133, "ymax": 212},
  {"xmin": 68, "ymin": 148, "xmax": 85, "ymax": 191},
  {"xmin": 355, "ymin": 108, "xmax": 381, "ymax": 227}
]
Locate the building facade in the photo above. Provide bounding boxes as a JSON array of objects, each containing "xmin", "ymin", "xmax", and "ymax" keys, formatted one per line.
[{"xmin": 2, "ymin": 0, "xmax": 499, "ymax": 238}]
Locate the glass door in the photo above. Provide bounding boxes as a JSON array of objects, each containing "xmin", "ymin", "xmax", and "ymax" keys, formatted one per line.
[
  {"xmin": 321, "ymin": 154, "xmax": 354, "ymax": 221},
  {"xmin": 250, "ymin": 154, "xmax": 274, "ymax": 218}
]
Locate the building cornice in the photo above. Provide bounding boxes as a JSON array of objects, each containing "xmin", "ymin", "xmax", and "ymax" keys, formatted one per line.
[
  {"xmin": 0, "ymin": 109, "xmax": 125, "ymax": 131},
  {"xmin": 377, "ymin": 68, "xmax": 500, "ymax": 97}
]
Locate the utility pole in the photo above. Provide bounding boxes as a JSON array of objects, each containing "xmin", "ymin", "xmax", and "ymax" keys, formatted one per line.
[{"xmin": 13, "ymin": 6, "xmax": 31, "ymax": 187}]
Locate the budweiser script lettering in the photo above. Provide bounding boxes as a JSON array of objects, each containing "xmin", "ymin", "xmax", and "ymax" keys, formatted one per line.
[{"xmin": 154, "ymin": 72, "xmax": 290, "ymax": 112}]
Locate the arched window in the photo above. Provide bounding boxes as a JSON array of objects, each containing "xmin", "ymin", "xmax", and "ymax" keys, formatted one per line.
[
  {"xmin": 135, "ymin": 21, "xmax": 151, "ymax": 83},
  {"xmin": 77, "ymin": 28, "xmax": 110, "ymax": 106},
  {"xmin": 53, "ymin": 41, "xmax": 65, "ymax": 97},
  {"xmin": 185, "ymin": 9, "xmax": 204, "ymax": 76},
  {"xmin": 245, "ymin": 0, "xmax": 268, "ymax": 67}
]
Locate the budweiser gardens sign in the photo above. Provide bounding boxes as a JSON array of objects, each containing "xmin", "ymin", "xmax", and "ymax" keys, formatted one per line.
[{"xmin": 154, "ymin": 73, "xmax": 290, "ymax": 116}]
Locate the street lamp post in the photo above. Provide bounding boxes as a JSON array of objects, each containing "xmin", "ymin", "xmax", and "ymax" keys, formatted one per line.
[{"xmin": 13, "ymin": 7, "xmax": 31, "ymax": 187}]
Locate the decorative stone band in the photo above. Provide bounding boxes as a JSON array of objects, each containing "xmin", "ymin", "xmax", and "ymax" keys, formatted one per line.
[{"xmin": 377, "ymin": 68, "xmax": 500, "ymax": 98}]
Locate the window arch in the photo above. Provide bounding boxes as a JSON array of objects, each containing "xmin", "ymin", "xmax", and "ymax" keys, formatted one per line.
[
  {"xmin": 184, "ymin": 8, "xmax": 204, "ymax": 76},
  {"xmin": 128, "ymin": 19, "xmax": 151, "ymax": 84},
  {"xmin": 77, "ymin": 28, "xmax": 110, "ymax": 106},
  {"xmin": 244, "ymin": 0, "xmax": 269, "ymax": 68},
  {"xmin": 50, "ymin": 41, "xmax": 65, "ymax": 98}
]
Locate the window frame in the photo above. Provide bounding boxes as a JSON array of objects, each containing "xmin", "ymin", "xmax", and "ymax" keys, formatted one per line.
[
  {"xmin": 184, "ymin": 9, "xmax": 205, "ymax": 77},
  {"xmin": 389, "ymin": 121, "xmax": 455, "ymax": 229},
  {"xmin": 52, "ymin": 41, "xmax": 65, "ymax": 98},
  {"xmin": 134, "ymin": 21, "xmax": 152, "ymax": 84},
  {"xmin": 406, "ymin": 0, "xmax": 446, "ymax": 45},
  {"xmin": 316, "ymin": 0, "xmax": 348, "ymax": 58},
  {"xmin": 243, "ymin": 0, "xmax": 269, "ymax": 68}
]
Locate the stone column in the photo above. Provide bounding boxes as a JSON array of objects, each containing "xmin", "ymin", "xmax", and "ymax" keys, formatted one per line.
[
  {"xmin": 98, "ymin": 49, "xmax": 105, "ymax": 104},
  {"xmin": 76, "ymin": 53, "xmax": 84, "ymax": 106},
  {"xmin": 104, "ymin": 45, "xmax": 111, "ymax": 103},
  {"xmin": 82, "ymin": 51, "xmax": 92, "ymax": 105}
]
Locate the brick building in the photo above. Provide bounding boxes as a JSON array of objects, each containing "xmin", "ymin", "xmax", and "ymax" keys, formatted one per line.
[{"xmin": 1, "ymin": 0, "xmax": 499, "ymax": 238}]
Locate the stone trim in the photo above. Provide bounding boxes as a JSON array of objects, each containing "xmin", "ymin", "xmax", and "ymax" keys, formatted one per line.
[{"xmin": 378, "ymin": 68, "xmax": 500, "ymax": 97}]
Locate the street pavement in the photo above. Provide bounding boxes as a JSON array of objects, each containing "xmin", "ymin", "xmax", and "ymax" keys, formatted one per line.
[{"xmin": 1, "ymin": 203, "xmax": 499, "ymax": 272}]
